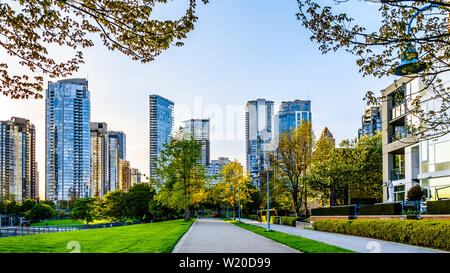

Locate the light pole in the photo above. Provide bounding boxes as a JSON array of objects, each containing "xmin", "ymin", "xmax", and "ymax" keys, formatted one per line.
[
  {"xmin": 250, "ymin": 157, "xmax": 271, "ymax": 232},
  {"xmin": 238, "ymin": 180, "xmax": 241, "ymax": 223}
]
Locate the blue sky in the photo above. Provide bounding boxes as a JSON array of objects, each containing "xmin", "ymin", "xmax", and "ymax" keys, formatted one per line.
[{"xmin": 0, "ymin": 0, "xmax": 395, "ymax": 199}]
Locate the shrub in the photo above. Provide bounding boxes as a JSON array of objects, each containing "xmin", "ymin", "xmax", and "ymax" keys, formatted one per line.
[
  {"xmin": 313, "ymin": 219, "xmax": 450, "ymax": 251},
  {"xmin": 281, "ymin": 216, "xmax": 300, "ymax": 226},
  {"xmin": 426, "ymin": 200, "xmax": 450, "ymax": 214},
  {"xmin": 311, "ymin": 205, "xmax": 356, "ymax": 216},
  {"xmin": 359, "ymin": 203, "xmax": 402, "ymax": 215},
  {"xmin": 25, "ymin": 203, "xmax": 57, "ymax": 221},
  {"xmin": 248, "ymin": 215, "xmax": 260, "ymax": 222},
  {"xmin": 407, "ymin": 185, "xmax": 427, "ymax": 201}
]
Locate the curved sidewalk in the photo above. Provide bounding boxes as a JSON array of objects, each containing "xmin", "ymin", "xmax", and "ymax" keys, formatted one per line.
[
  {"xmin": 172, "ymin": 217, "xmax": 299, "ymax": 253},
  {"xmin": 240, "ymin": 218, "xmax": 446, "ymax": 253}
]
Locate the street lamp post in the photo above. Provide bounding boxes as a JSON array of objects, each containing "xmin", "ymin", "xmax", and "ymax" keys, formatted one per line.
[
  {"xmin": 393, "ymin": 4, "xmax": 447, "ymax": 76},
  {"xmin": 250, "ymin": 157, "xmax": 271, "ymax": 232},
  {"xmin": 238, "ymin": 181, "xmax": 241, "ymax": 223}
]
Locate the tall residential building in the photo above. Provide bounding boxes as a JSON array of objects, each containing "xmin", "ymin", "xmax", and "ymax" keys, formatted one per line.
[
  {"xmin": 245, "ymin": 99, "xmax": 274, "ymax": 187},
  {"xmin": 358, "ymin": 106, "xmax": 382, "ymax": 138},
  {"xmin": 273, "ymin": 100, "xmax": 312, "ymax": 148},
  {"xmin": 0, "ymin": 117, "xmax": 38, "ymax": 202},
  {"xmin": 90, "ymin": 122, "xmax": 109, "ymax": 198},
  {"xmin": 207, "ymin": 157, "xmax": 231, "ymax": 186},
  {"xmin": 183, "ymin": 119, "xmax": 210, "ymax": 168},
  {"xmin": 130, "ymin": 168, "xmax": 142, "ymax": 188},
  {"xmin": 382, "ymin": 76, "xmax": 450, "ymax": 202},
  {"xmin": 118, "ymin": 159, "xmax": 131, "ymax": 192},
  {"xmin": 319, "ymin": 127, "xmax": 336, "ymax": 145},
  {"xmin": 107, "ymin": 134, "xmax": 120, "ymax": 192},
  {"xmin": 149, "ymin": 95, "xmax": 174, "ymax": 180},
  {"xmin": 108, "ymin": 131, "xmax": 126, "ymax": 160},
  {"xmin": 46, "ymin": 78, "xmax": 90, "ymax": 202}
]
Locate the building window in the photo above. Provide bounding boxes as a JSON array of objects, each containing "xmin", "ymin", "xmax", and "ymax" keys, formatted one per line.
[{"xmin": 394, "ymin": 185, "xmax": 405, "ymax": 201}]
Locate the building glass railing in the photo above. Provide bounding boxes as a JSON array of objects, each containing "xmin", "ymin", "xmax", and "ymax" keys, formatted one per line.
[{"xmin": 391, "ymin": 168, "xmax": 405, "ymax": 181}]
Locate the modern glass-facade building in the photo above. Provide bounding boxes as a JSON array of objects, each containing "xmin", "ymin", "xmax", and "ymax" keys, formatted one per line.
[
  {"xmin": 183, "ymin": 119, "xmax": 210, "ymax": 168},
  {"xmin": 358, "ymin": 106, "xmax": 382, "ymax": 138},
  {"xmin": 0, "ymin": 117, "xmax": 37, "ymax": 202},
  {"xmin": 149, "ymin": 95, "xmax": 174, "ymax": 180},
  {"xmin": 245, "ymin": 99, "xmax": 274, "ymax": 187},
  {"xmin": 273, "ymin": 100, "xmax": 311, "ymax": 148},
  {"xmin": 382, "ymin": 77, "xmax": 450, "ymax": 202},
  {"xmin": 90, "ymin": 122, "xmax": 109, "ymax": 198},
  {"xmin": 108, "ymin": 131, "xmax": 126, "ymax": 161},
  {"xmin": 45, "ymin": 78, "xmax": 90, "ymax": 202},
  {"xmin": 108, "ymin": 134, "xmax": 120, "ymax": 192}
]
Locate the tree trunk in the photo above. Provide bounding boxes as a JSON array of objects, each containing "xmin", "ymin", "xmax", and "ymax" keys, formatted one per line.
[{"xmin": 184, "ymin": 206, "xmax": 190, "ymax": 221}]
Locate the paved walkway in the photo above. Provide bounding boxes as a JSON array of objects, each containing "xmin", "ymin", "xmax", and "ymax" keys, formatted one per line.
[
  {"xmin": 240, "ymin": 218, "xmax": 446, "ymax": 253},
  {"xmin": 172, "ymin": 217, "xmax": 299, "ymax": 253}
]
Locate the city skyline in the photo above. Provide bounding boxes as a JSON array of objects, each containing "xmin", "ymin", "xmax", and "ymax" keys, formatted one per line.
[{"xmin": 0, "ymin": 1, "xmax": 394, "ymax": 200}]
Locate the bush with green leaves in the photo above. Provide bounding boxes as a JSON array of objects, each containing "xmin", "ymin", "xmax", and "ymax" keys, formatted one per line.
[
  {"xmin": 313, "ymin": 219, "xmax": 450, "ymax": 251},
  {"xmin": 407, "ymin": 185, "xmax": 427, "ymax": 201},
  {"xmin": 25, "ymin": 203, "xmax": 57, "ymax": 221},
  {"xmin": 426, "ymin": 200, "xmax": 450, "ymax": 214}
]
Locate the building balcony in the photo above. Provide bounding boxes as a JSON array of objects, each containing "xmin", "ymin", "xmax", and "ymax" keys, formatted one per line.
[
  {"xmin": 391, "ymin": 102, "xmax": 407, "ymax": 121},
  {"xmin": 391, "ymin": 167, "xmax": 405, "ymax": 181},
  {"xmin": 389, "ymin": 131, "xmax": 408, "ymax": 143}
]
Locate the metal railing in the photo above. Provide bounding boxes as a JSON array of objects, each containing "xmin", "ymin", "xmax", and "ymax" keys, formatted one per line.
[{"xmin": 0, "ymin": 221, "xmax": 142, "ymax": 238}]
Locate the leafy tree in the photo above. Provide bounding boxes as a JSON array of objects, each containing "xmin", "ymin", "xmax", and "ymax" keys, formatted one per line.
[
  {"xmin": 241, "ymin": 184, "xmax": 263, "ymax": 217},
  {"xmin": 125, "ymin": 183, "xmax": 155, "ymax": 222},
  {"xmin": 216, "ymin": 160, "xmax": 255, "ymax": 220},
  {"xmin": 40, "ymin": 200, "xmax": 56, "ymax": 209},
  {"xmin": 101, "ymin": 190, "xmax": 128, "ymax": 222},
  {"xmin": 270, "ymin": 122, "xmax": 314, "ymax": 217},
  {"xmin": 155, "ymin": 129, "xmax": 207, "ymax": 221},
  {"xmin": 70, "ymin": 197, "xmax": 101, "ymax": 224},
  {"xmin": 20, "ymin": 199, "xmax": 37, "ymax": 214},
  {"xmin": 296, "ymin": 0, "xmax": 450, "ymax": 140},
  {"xmin": 309, "ymin": 132, "xmax": 383, "ymax": 206},
  {"xmin": 25, "ymin": 203, "xmax": 57, "ymax": 221},
  {"xmin": 5, "ymin": 201, "xmax": 21, "ymax": 215},
  {"xmin": 0, "ymin": 0, "xmax": 209, "ymax": 99},
  {"xmin": 309, "ymin": 136, "xmax": 353, "ymax": 206}
]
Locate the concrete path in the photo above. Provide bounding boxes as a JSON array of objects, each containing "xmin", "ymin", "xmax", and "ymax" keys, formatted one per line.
[
  {"xmin": 240, "ymin": 218, "xmax": 446, "ymax": 253},
  {"xmin": 172, "ymin": 217, "xmax": 299, "ymax": 253}
]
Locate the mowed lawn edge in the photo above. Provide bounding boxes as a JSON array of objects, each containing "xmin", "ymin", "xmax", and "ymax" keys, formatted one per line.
[
  {"xmin": 0, "ymin": 219, "xmax": 194, "ymax": 253},
  {"xmin": 230, "ymin": 221, "xmax": 355, "ymax": 253}
]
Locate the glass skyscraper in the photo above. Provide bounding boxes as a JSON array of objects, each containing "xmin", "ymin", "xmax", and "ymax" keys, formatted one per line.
[
  {"xmin": 45, "ymin": 78, "xmax": 90, "ymax": 202},
  {"xmin": 183, "ymin": 119, "xmax": 210, "ymax": 168},
  {"xmin": 90, "ymin": 122, "xmax": 109, "ymax": 198},
  {"xmin": 245, "ymin": 99, "xmax": 274, "ymax": 187},
  {"xmin": 0, "ymin": 117, "xmax": 38, "ymax": 202},
  {"xmin": 108, "ymin": 131, "xmax": 126, "ymax": 161},
  {"xmin": 273, "ymin": 100, "xmax": 312, "ymax": 147},
  {"xmin": 149, "ymin": 94, "xmax": 174, "ymax": 180},
  {"xmin": 358, "ymin": 106, "xmax": 382, "ymax": 138}
]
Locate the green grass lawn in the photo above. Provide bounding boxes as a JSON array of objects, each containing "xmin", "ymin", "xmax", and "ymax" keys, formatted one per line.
[
  {"xmin": 230, "ymin": 221, "xmax": 354, "ymax": 253},
  {"xmin": 0, "ymin": 219, "xmax": 193, "ymax": 253}
]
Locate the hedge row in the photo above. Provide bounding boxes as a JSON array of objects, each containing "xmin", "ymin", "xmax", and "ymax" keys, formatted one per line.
[
  {"xmin": 359, "ymin": 203, "xmax": 402, "ymax": 215},
  {"xmin": 311, "ymin": 205, "xmax": 355, "ymax": 216},
  {"xmin": 426, "ymin": 200, "xmax": 450, "ymax": 214},
  {"xmin": 248, "ymin": 215, "xmax": 260, "ymax": 222},
  {"xmin": 311, "ymin": 203, "xmax": 421, "ymax": 216},
  {"xmin": 313, "ymin": 219, "xmax": 450, "ymax": 251}
]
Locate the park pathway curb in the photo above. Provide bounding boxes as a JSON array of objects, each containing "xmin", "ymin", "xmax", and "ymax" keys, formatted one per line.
[
  {"xmin": 240, "ymin": 218, "xmax": 447, "ymax": 253},
  {"xmin": 172, "ymin": 217, "xmax": 299, "ymax": 253}
]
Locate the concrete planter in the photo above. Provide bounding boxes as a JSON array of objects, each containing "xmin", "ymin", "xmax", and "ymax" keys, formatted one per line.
[{"xmin": 295, "ymin": 221, "xmax": 312, "ymax": 229}]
